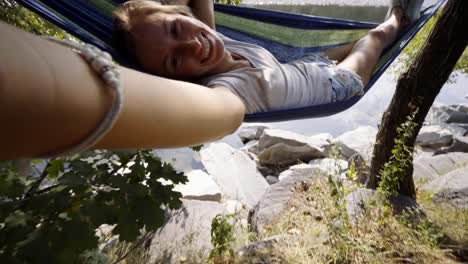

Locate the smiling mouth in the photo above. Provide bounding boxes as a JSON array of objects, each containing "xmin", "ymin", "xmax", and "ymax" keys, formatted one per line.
[{"xmin": 200, "ymin": 33, "xmax": 211, "ymax": 64}]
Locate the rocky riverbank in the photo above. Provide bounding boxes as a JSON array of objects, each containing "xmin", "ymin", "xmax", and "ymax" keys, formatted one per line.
[{"xmin": 104, "ymin": 103, "xmax": 468, "ymax": 263}]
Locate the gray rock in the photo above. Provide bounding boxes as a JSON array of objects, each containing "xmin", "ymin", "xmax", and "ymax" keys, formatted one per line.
[
  {"xmin": 257, "ymin": 129, "xmax": 331, "ymax": 166},
  {"xmin": 277, "ymin": 159, "xmax": 348, "ymax": 182},
  {"xmin": 348, "ymin": 153, "xmax": 370, "ymax": 185},
  {"xmin": 427, "ymin": 104, "xmax": 468, "ymax": 123},
  {"xmin": 435, "ymin": 136, "xmax": 468, "ymax": 154},
  {"xmin": 345, "ymin": 188, "xmax": 375, "ymax": 221},
  {"xmin": 416, "ymin": 125, "xmax": 453, "ymax": 148},
  {"xmin": 413, "ymin": 153, "xmax": 468, "ymax": 183},
  {"xmin": 149, "ymin": 200, "xmax": 226, "ymax": 263},
  {"xmin": 223, "ymin": 200, "xmax": 245, "ymax": 215},
  {"xmin": 241, "ymin": 140, "xmax": 259, "ymax": 154},
  {"xmin": 413, "ymin": 159, "xmax": 439, "ymax": 185},
  {"xmin": 335, "ymin": 126, "xmax": 377, "ymax": 162},
  {"xmin": 258, "ymin": 166, "xmax": 275, "ymax": 177},
  {"xmin": 249, "ymin": 170, "xmax": 322, "ymax": 234},
  {"xmin": 414, "ymin": 154, "xmax": 457, "ymax": 176},
  {"xmin": 309, "ymin": 158, "xmax": 348, "ymax": 173},
  {"xmin": 266, "ymin": 176, "xmax": 279, "ymax": 185},
  {"xmin": 333, "ymin": 141, "xmax": 360, "ymax": 160},
  {"xmin": 173, "ymin": 170, "xmax": 222, "ymax": 202},
  {"xmin": 237, "ymin": 235, "xmax": 285, "ymax": 259},
  {"xmin": 445, "ymin": 125, "xmax": 468, "ymax": 137},
  {"xmin": 445, "ymin": 109, "xmax": 468, "ymax": 124},
  {"xmin": 201, "ymin": 143, "xmax": 269, "ymax": 208},
  {"xmin": 445, "ymin": 152, "xmax": 468, "ymax": 165},
  {"xmin": 426, "ymin": 104, "xmax": 468, "ymax": 136},
  {"xmin": 420, "ymin": 167, "xmax": 468, "ymax": 209},
  {"xmin": 238, "ymin": 124, "xmax": 271, "ymax": 142},
  {"xmin": 278, "ymin": 164, "xmax": 319, "ymax": 182},
  {"xmin": 345, "ymin": 188, "xmax": 419, "ymax": 222}
]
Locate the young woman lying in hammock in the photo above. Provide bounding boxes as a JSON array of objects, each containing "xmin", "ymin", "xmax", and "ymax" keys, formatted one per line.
[
  {"xmin": 113, "ymin": 0, "xmax": 422, "ymax": 114},
  {"xmin": 0, "ymin": 0, "xmax": 421, "ymax": 160}
]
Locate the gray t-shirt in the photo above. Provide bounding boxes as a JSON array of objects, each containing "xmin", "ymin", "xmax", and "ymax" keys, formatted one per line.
[{"xmin": 200, "ymin": 34, "xmax": 335, "ymax": 114}]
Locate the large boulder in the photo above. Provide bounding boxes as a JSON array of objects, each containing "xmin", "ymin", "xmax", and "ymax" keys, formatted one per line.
[
  {"xmin": 426, "ymin": 104, "xmax": 468, "ymax": 136},
  {"xmin": 309, "ymin": 158, "xmax": 348, "ymax": 173},
  {"xmin": 420, "ymin": 166, "xmax": 468, "ymax": 209},
  {"xmin": 237, "ymin": 235, "xmax": 285, "ymax": 261},
  {"xmin": 223, "ymin": 199, "xmax": 246, "ymax": 215},
  {"xmin": 257, "ymin": 129, "xmax": 331, "ymax": 166},
  {"xmin": 345, "ymin": 188, "xmax": 419, "ymax": 222},
  {"xmin": 278, "ymin": 164, "xmax": 318, "ymax": 182},
  {"xmin": 413, "ymin": 152, "xmax": 468, "ymax": 186},
  {"xmin": 249, "ymin": 170, "xmax": 322, "ymax": 234},
  {"xmin": 427, "ymin": 104, "xmax": 468, "ymax": 123},
  {"xmin": 444, "ymin": 152, "xmax": 468, "ymax": 165},
  {"xmin": 416, "ymin": 125, "xmax": 453, "ymax": 149},
  {"xmin": 435, "ymin": 136, "xmax": 468, "ymax": 154},
  {"xmin": 200, "ymin": 143, "xmax": 269, "ymax": 208},
  {"xmin": 149, "ymin": 200, "xmax": 226, "ymax": 263},
  {"xmin": 278, "ymin": 158, "xmax": 348, "ymax": 182},
  {"xmin": 173, "ymin": 170, "xmax": 222, "ymax": 202},
  {"xmin": 335, "ymin": 126, "xmax": 377, "ymax": 162},
  {"xmin": 413, "ymin": 158, "xmax": 439, "ymax": 185}
]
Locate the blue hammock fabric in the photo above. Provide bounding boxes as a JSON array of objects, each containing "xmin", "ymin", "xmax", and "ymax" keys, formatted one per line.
[{"xmin": 17, "ymin": 0, "xmax": 445, "ymax": 122}]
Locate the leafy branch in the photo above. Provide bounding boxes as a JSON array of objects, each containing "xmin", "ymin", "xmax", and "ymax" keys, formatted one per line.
[
  {"xmin": 378, "ymin": 110, "xmax": 419, "ymax": 198},
  {"xmin": 0, "ymin": 150, "xmax": 187, "ymax": 264}
]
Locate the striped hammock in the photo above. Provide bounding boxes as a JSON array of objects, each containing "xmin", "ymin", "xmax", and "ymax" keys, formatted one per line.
[{"xmin": 16, "ymin": 0, "xmax": 445, "ymax": 122}]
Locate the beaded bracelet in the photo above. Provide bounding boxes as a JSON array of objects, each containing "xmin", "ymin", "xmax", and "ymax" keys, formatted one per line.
[{"xmin": 43, "ymin": 38, "xmax": 123, "ymax": 158}]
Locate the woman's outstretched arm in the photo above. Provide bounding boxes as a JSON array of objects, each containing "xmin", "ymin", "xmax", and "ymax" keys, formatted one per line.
[{"xmin": 0, "ymin": 21, "xmax": 244, "ymax": 160}]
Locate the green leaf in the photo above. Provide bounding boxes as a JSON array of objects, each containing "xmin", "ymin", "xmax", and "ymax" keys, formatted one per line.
[
  {"xmin": 59, "ymin": 172, "xmax": 86, "ymax": 187},
  {"xmin": 46, "ymin": 159, "xmax": 65, "ymax": 179},
  {"xmin": 191, "ymin": 145, "xmax": 203, "ymax": 152}
]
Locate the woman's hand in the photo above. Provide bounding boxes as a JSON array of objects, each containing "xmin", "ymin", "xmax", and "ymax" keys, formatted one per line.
[
  {"xmin": 188, "ymin": 0, "xmax": 215, "ymax": 29},
  {"xmin": 165, "ymin": 0, "xmax": 215, "ymax": 29}
]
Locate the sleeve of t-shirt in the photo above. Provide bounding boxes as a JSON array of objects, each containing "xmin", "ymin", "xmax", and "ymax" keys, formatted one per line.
[{"xmin": 203, "ymin": 67, "xmax": 278, "ymax": 114}]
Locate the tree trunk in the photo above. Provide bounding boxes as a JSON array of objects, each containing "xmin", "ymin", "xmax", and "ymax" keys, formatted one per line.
[{"xmin": 369, "ymin": 0, "xmax": 468, "ymax": 198}]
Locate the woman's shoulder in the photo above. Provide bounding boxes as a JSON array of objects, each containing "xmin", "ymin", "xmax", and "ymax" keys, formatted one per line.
[{"xmin": 217, "ymin": 32, "xmax": 281, "ymax": 70}]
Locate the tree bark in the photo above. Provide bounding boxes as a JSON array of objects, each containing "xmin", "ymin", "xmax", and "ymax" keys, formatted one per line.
[{"xmin": 369, "ymin": 0, "xmax": 468, "ymax": 198}]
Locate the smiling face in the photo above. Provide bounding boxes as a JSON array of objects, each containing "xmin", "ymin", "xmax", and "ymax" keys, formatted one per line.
[{"xmin": 130, "ymin": 12, "xmax": 229, "ymax": 80}]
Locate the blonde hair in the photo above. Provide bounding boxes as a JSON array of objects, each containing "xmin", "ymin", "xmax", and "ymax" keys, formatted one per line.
[{"xmin": 113, "ymin": 0, "xmax": 193, "ymax": 65}]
